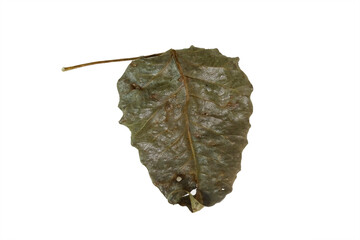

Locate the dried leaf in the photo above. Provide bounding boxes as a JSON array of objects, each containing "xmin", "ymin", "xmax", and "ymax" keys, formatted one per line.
[{"xmin": 117, "ymin": 46, "xmax": 253, "ymax": 212}]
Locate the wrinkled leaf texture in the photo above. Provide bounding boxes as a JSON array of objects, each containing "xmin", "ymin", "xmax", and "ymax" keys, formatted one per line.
[{"xmin": 117, "ymin": 46, "xmax": 253, "ymax": 212}]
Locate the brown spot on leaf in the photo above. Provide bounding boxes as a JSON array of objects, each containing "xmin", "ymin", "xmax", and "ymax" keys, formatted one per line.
[
  {"xmin": 150, "ymin": 94, "xmax": 159, "ymax": 101},
  {"xmin": 165, "ymin": 101, "xmax": 172, "ymax": 111},
  {"xmin": 226, "ymin": 101, "xmax": 239, "ymax": 109}
]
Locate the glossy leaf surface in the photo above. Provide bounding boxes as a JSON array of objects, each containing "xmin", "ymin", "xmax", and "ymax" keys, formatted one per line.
[{"xmin": 117, "ymin": 46, "xmax": 253, "ymax": 212}]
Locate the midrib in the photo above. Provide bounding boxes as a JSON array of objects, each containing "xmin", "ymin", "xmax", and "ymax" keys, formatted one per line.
[{"xmin": 171, "ymin": 50, "xmax": 199, "ymax": 183}]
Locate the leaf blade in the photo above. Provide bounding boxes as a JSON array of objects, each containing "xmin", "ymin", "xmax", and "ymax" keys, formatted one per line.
[{"xmin": 118, "ymin": 46, "xmax": 253, "ymax": 211}]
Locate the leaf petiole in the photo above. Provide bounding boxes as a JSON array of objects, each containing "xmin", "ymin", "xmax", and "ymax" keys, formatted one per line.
[{"xmin": 61, "ymin": 52, "xmax": 163, "ymax": 72}]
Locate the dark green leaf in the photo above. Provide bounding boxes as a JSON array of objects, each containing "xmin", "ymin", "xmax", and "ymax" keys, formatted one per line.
[{"xmin": 117, "ymin": 46, "xmax": 253, "ymax": 212}]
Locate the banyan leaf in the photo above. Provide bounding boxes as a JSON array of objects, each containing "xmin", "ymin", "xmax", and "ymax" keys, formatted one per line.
[{"xmin": 117, "ymin": 46, "xmax": 253, "ymax": 212}]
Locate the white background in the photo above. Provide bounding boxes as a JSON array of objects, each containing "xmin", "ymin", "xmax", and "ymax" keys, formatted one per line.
[{"xmin": 1, "ymin": 0, "xmax": 359, "ymax": 239}]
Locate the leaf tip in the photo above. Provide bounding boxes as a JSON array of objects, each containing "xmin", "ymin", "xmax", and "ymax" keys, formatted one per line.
[{"xmin": 189, "ymin": 194, "xmax": 204, "ymax": 213}]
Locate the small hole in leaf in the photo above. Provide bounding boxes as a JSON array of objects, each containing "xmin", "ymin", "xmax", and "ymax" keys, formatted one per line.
[
  {"xmin": 176, "ymin": 176, "xmax": 182, "ymax": 182},
  {"xmin": 130, "ymin": 83, "xmax": 142, "ymax": 90},
  {"xmin": 221, "ymin": 188, "xmax": 225, "ymax": 191}
]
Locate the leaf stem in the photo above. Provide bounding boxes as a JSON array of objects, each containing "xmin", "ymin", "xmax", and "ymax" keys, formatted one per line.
[{"xmin": 61, "ymin": 52, "xmax": 163, "ymax": 72}]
